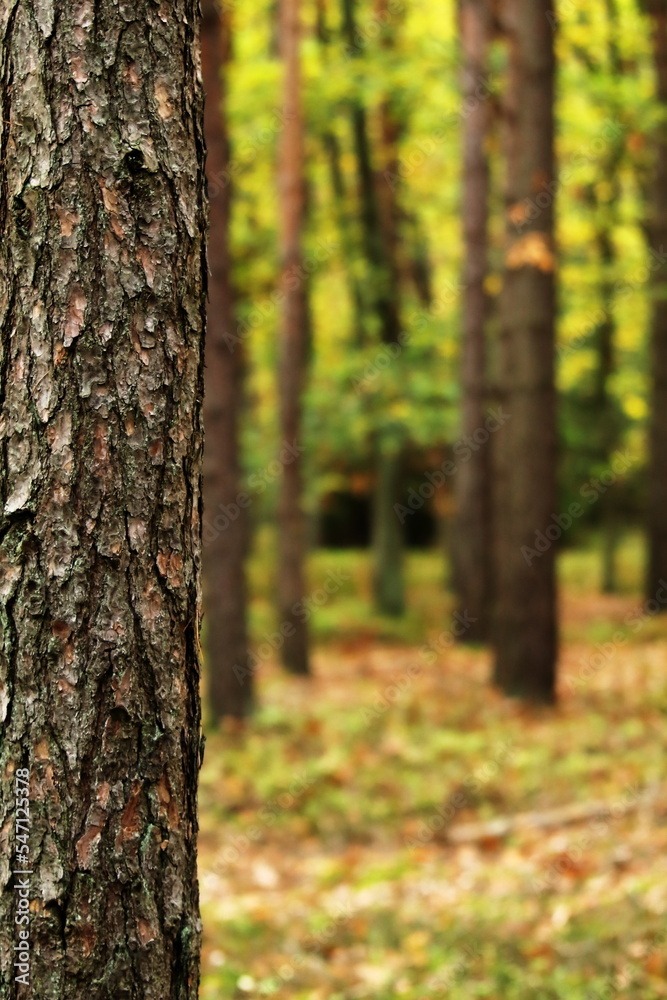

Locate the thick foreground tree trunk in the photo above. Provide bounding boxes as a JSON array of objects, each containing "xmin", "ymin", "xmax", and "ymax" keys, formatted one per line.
[
  {"xmin": 452, "ymin": 0, "xmax": 493, "ymax": 642},
  {"xmin": 0, "ymin": 3, "xmax": 205, "ymax": 997},
  {"xmin": 201, "ymin": 0, "xmax": 253, "ymax": 718},
  {"xmin": 278, "ymin": 0, "xmax": 311, "ymax": 674},
  {"xmin": 492, "ymin": 0, "xmax": 558, "ymax": 702},
  {"xmin": 647, "ymin": 3, "xmax": 667, "ymax": 605}
]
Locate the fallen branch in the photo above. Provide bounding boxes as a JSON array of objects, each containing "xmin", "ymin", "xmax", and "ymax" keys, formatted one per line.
[{"xmin": 446, "ymin": 788, "xmax": 664, "ymax": 845}]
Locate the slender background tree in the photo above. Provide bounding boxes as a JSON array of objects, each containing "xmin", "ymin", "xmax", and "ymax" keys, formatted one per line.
[
  {"xmin": 645, "ymin": 0, "xmax": 667, "ymax": 604},
  {"xmin": 452, "ymin": 0, "xmax": 494, "ymax": 641},
  {"xmin": 201, "ymin": 0, "xmax": 253, "ymax": 718},
  {"xmin": 278, "ymin": 0, "xmax": 312, "ymax": 674},
  {"xmin": 343, "ymin": 0, "xmax": 406, "ymax": 617}
]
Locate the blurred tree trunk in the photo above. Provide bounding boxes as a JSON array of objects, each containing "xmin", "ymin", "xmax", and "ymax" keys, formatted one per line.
[
  {"xmin": 492, "ymin": 0, "xmax": 558, "ymax": 702},
  {"xmin": 315, "ymin": 8, "xmax": 366, "ymax": 346},
  {"xmin": 591, "ymin": 0, "xmax": 623, "ymax": 595},
  {"xmin": 646, "ymin": 1, "xmax": 667, "ymax": 605},
  {"xmin": 342, "ymin": 0, "xmax": 406, "ymax": 617},
  {"xmin": 0, "ymin": 2, "xmax": 205, "ymax": 996},
  {"xmin": 322, "ymin": 130, "xmax": 366, "ymax": 345},
  {"xmin": 452, "ymin": 0, "xmax": 493, "ymax": 642},
  {"xmin": 593, "ymin": 226, "xmax": 622, "ymax": 594},
  {"xmin": 201, "ymin": 0, "xmax": 253, "ymax": 718},
  {"xmin": 372, "ymin": 437, "xmax": 405, "ymax": 616},
  {"xmin": 278, "ymin": 0, "xmax": 311, "ymax": 673}
]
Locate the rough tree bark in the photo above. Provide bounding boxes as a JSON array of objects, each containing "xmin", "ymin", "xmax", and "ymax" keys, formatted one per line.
[
  {"xmin": 492, "ymin": 0, "xmax": 558, "ymax": 702},
  {"xmin": 646, "ymin": 1, "xmax": 667, "ymax": 605},
  {"xmin": 0, "ymin": 2, "xmax": 205, "ymax": 997},
  {"xmin": 278, "ymin": 0, "xmax": 311, "ymax": 674},
  {"xmin": 452, "ymin": 0, "xmax": 493, "ymax": 642},
  {"xmin": 201, "ymin": 0, "xmax": 252, "ymax": 718}
]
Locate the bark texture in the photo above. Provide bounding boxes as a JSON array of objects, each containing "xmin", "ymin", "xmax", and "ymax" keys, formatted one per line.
[
  {"xmin": 0, "ymin": 2, "xmax": 205, "ymax": 997},
  {"xmin": 647, "ymin": 3, "xmax": 667, "ymax": 605},
  {"xmin": 278, "ymin": 0, "xmax": 311, "ymax": 675},
  {"xmin": 492, "ymin": 0, "xmax": 558, "ymax": 702},
  {"xmin": 452, "ymin": 0, "xmax": 493, "ymax": 642},
  {"xmin": 201, "ymin": 0, "xmax": 252, "ymax": 718}
]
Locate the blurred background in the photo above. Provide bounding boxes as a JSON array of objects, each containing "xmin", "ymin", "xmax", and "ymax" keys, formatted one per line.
[{"xmin": 198, "ymin": 0, "xmax": 667, "ymax": 997}]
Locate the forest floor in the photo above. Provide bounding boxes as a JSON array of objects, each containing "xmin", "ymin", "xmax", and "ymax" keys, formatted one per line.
[{"xmin": 198, "ymin": 536, "xmax": 667, "ymax": 999}]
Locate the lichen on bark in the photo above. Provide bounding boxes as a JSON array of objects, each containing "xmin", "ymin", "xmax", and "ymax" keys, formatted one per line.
[{"xmin": 0, "ymin": 1, "xmax": 206, "ymax": 997}]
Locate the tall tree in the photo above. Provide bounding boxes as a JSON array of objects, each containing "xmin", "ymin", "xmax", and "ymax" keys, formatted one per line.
[
  {"xmin": 342, "ymin": 0, "xmax": 406, "ymax": 617},
  {"xmin": 201, "ymin": 0, "xmax": 253, "ymax": 717},
  {"xmin": 315, "ymin": 7, "xmax": 366, "ymax": 345},
  {"xmin": 585, "ymin": 175, "xmax": 624, "ymax": 594},
  {"xmin": 645, "ymin": 0, "xmax": 667, "ymax": 605},
  {"xmin": 574, "ymin": 0, "xmax": 625, "ymax": 595},
  {"xmin": 278, "ymin": 0, "xmax": 311, "ymax": 673},
  {"xmin": 0, "ymin": 1, "xmax": 205, "ymax": 997},
  {"xmin": 493, "ymin": 0, "xmax": 558, "ymax": 701},
  {"xmin": 452, "ymin": 0, "xmax": 494, "ymax": 642}
]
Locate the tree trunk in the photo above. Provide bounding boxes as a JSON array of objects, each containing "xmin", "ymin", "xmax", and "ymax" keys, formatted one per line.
[
  {"xmin": 315, "ymin": 10, "xmax": 365, "ymax": 345},
  {"xmin": 492, "ymin": 0, "xmax": 558, "ymax": 702},
  {"xmin": 322, "ymin": 129, "xmax": 366, "ymax": 346},
  {"xmin": 647, "ymin": 3, "xmax": 667, "ymax": 606},
  {"xmin": 341, "ymin": 0, "xmax": 402, "ymax": 346},
  {"xmin": 0, "ymin": 2, "xmax": 205, "ymax": 998},
  {"xmin": 591, "ymin": 0, "xmax": 623, "ymax": 596},
  {"xmin": 201, "ymin": 0, "xmax": 253, "ymax": 718},
  {"xmin": 594, "ymin": 227, "xmax": 621, "ymax": 595},
  {"xmin": 342, "ymin": 0, "xmax": 406, "ymax": 617},
  {"xmin": 452, "ymin": 0, "xmax": 493, "ymax": 643},
  {"xmin": 278, "ymin": 0, "xmax": 311, "ymax": 675},
  {"xmin": 372, "ymin": 438, "xmax": 405, "ymax": 617}
]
